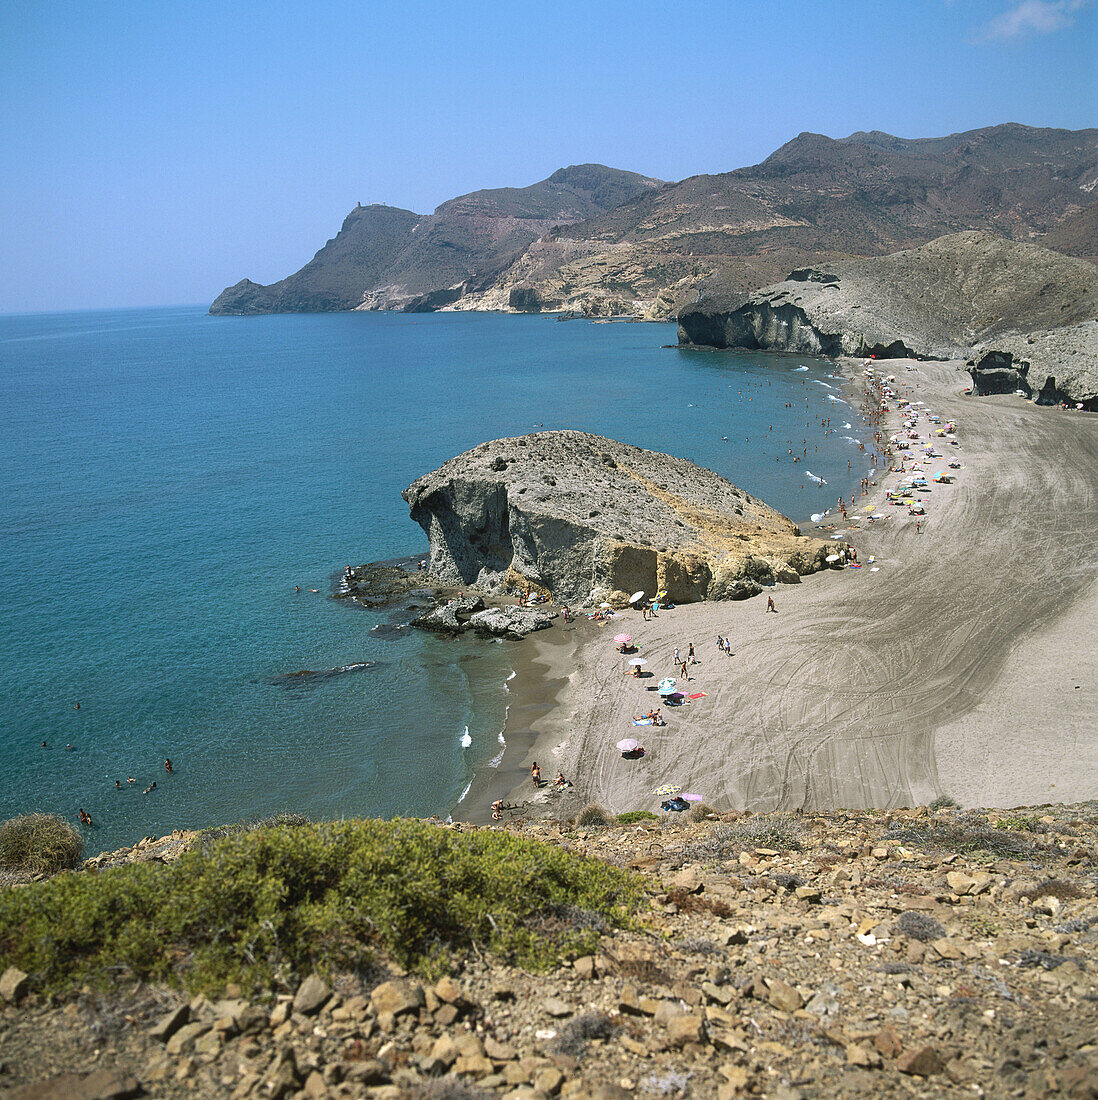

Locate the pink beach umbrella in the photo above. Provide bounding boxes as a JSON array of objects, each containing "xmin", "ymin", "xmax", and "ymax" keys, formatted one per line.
[
  {"xmin": 681, "ymin": 793, "xmax": 704, "ymax": 802},
  {"xmin": 616, "ymin": 738, "xmax": 641, "ymax": 751},
  {"xmin": 613, "ymin": 633, "xmax": 632, "ymax": 644}
]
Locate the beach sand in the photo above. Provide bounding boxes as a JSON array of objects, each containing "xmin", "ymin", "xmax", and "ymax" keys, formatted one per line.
[{"xmin": 462, "ymin": 358, "xmax": 1098, "ymax": 820}]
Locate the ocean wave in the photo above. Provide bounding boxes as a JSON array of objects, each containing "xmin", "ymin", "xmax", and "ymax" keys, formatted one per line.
[
  {"xmin": 827, "ymin": 394, "xmax": 848, "ymax": 404},
  {"xmin": 795, "ymin": 365, "xmax": 809, "ymax": 371},
  {"xmin": 460, "ymin": 725, "xmax": 472, "ymax": 748},
  {"xmin": 815, "ymin": 380, "xmax": 833, "ymax": 389},
  {"xmin": 843, "ymin": 436, "xmax": 862, "ymax": 445},
  {"xmin": 806, "ymin": 471, "xmax": 828, "ymax": 485},
  {"xmin": 455, "ymin": 778, "xmax": 473, "ymax": 804}
]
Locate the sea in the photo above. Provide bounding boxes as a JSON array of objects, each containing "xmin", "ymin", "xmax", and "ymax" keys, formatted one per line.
[{"xmin": 0, "ymin": 306, "xmax": 872, "ymax": 851}]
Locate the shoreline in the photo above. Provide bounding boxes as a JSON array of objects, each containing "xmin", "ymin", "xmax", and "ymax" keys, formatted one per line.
[{"xmin": 468, "ymin": 356, "xmax": 1098, "ymax": 820}]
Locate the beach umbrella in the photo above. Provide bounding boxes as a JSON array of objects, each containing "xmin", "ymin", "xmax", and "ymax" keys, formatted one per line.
[
  {"xmin": 628, "ymin": 591, "xmax": 645, "ymax": 604},
  {"xmin": 810, "ymin": 513, "xmax": 823, "ymax": 523},
  {"xmin": 613, "ymin": 633, "xmax": 632, "ymax": 644},
  {"xmin": 657, "ymin": 678, "xmax": 677, "ymax": 694},
  {"xmin": 825, "ymin": 553, "xmax": 842, "ymax": 562},
  {"xmin": 681, "ymin": 793, "xmax": 704, "ymax": 802},
  {"xmin": 655, "ymin": 784, "xmax": 681, "ymax": 797},
  {"xmin": 616, "ymin": 737, "xmax": 641, "ymax": 751},
  {"xmin": 628, "ymin": 657, "xmax": 647, "ymax": 666}
]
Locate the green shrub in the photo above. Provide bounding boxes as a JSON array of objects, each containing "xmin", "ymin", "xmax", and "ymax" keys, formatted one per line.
[
  {"xmin": 0, "ymin": 818, "xmax": 640, "ymax": 994},
  {"xmin": 0, "ymin": 813, "xmax": 83, "ymax": 877},
  {"xmin": 616, "ymin": 811, "xmax": 660, "ymax": 824},
  {"xmin": 575, "ymin": 803, "xmax": 613, "ymax": 828},
  {"xmin": 929, "ymin": 795, "xmax": 959, "ymax": 811}
]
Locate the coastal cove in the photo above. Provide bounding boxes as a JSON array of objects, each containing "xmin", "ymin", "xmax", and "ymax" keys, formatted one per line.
[
  {"xmin": 0, "ymin": 307, "xmax": 872, "ymax": 850},
  {"xmin": 473, "ymin": 359, "xmax": 1098, "ymax": 825}
]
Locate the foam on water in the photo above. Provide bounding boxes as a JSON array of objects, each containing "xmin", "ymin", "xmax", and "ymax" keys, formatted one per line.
[{"xmin": 460, "ymin": 726, "xmax": 472, "ymax": 749}]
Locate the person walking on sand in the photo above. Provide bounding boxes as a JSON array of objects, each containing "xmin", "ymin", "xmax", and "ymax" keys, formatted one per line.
[
  {"xmin": 673, "ymin": 647, "xmax": 680, "ymax": 666},
  {"xmin": 531, "ymin": 762, "xmax": 541, "ymax": 788},
  {"xmin": 688, "ymin": 642, "xmax": 696, "ymax": 664},
  {"xmin": 679, "ymin": 659, "xmax": 689, "ymax": 680},
  {"xmin": 766, "ymin": 595, "xmax": 777, "ymax": 613},
  {"xmin": 716, "ymin": 634, "xmax": 723, "ymax": 652}
]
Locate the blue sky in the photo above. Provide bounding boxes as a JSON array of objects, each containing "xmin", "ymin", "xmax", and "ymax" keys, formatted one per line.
[{"xmin": 1, "ymin": 0, "xmax": 1094, "ymax": 312}]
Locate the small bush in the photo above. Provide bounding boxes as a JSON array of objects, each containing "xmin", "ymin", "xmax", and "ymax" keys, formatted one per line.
[
  {"xmin": 575, "ymin": 802, "xmax": 613, "ymax": 828},
  {"xmin": 1017, "ymin": 878, "xmax": 1086, "ymax": 903},
  {"xmin": 0, "ymin": 818, "xmax": 642, "ymax": 994},
  {"xmin": 616, "ymin": 811, "xmax": 660, "ymax": 824},
  {"xmin": 0, "ymin": 813, "xmax": 83, "ymax": 876},
  {"xmin": 717, "ymin": 814, "xmax": 805, "ymax": 852},
  {"xmin": 409, "ymin": 1081, "xmax": 489, "ymax": 1100},
  {"xmin": 884, "ymin": 813, "xmax": 1042, "ymax": 861},
  {"xmin": 674, "ymin": 936, "xmax": 722, "ymax": 955},
  {"xmin": 896, "ymin": 910, "xmax": 945, "ymax": 943},
  {"xmin": 687, "ymin": 803, "xmax": 719, "ymax": 823},
  {"xmin": 930, "ymin": 795, "xmax": 959, "ymax": 811},
  {"xmin": 551, "ymin": 1010, "xmax": 617, "ymax": 1058}
]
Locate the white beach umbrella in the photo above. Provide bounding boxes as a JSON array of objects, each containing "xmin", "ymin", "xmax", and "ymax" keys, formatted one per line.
[
  {"xmin": 628, "ymin": 591, "xmax": 645, "ymax": 604},
  {"xmin": 628, "ymin": 657, "xmax": 647, "ymax": 666}
]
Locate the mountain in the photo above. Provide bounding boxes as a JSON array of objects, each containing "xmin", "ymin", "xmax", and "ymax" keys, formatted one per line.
[
  {"xmin": 209, "ymin": 166, "xmax": 663, "ymax": 315},
  {"xmin": 461, "ymin": 124, "xmax": 1098, "ymax": 317}
]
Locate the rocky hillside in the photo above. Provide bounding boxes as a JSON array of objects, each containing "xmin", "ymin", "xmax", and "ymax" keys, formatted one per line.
[
  {"xmin": 1, "ymin": 802, "xmax": 1096, "ymax": 1099},
  {"xmin": 402, "ymin": 431, "xmax": 841, "ymax": 606},
  {"xmin": 461, "ymin": 123, "xmax": 1098, "ymax": 318},
  {"xmin": 968, "ymin": 321, "xmax": 1098, "ymax": 409},
  {"xmin": 676, "ymin": 233, "xmax": 1098, "ymax": 406},
  {"xmin": 209, "ymin": 166, "xmax": 662, "ymax": 315},
  {"xmin": 210, "ymin": 125, "xmax": 1097, "ymax": 320}
]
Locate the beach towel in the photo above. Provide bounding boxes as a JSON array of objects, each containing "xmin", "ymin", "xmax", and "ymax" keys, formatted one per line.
[
  {"xmin": 632, "ymin": 718, "xmax": 654, "ymax": 726},
  {"xmin": 687, "ymin": 692, "xmax": 707, "ymax": 700}
]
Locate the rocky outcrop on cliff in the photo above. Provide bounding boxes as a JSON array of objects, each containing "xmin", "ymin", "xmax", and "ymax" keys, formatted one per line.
[
  {"xmin": 402, "ymin": 431, "xmax": 840, "ymax": 606},
  {"xmin": 678, "ymin": 232, "xmax": 1098, "ymax": 362},
  {"xmin": 968, "ymin": 321, "xmax": 1098, "ymax": 408},
  {"xmin": 210, "ymin": 166, "xmax": 662, "ymax": 315}
]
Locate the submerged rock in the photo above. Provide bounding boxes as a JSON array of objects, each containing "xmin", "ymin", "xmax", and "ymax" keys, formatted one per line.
[{"xmin": 403, "ymin": 431, "xmax": 838, "ymax": 605}]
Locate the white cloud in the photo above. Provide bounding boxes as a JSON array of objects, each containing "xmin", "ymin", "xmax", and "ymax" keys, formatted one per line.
[{"xmin": 977, "ymin": 0, "xmax": 1091, "ymax": 41}]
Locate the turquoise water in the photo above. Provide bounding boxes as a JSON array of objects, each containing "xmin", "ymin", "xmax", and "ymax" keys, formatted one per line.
[{"xmin": 0, "ymin": 307, "xmax": 870, "ymax": 850}]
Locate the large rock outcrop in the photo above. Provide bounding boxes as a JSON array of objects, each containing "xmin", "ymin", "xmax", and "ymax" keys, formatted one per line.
[
  {"xmin": 678, "ymin": 232, "xmax": 1098, "ymax": 362},
  {"xmin": 967, "ymin": 322, "xmax": 1098, "ymax": 409},
  {"xmin": 402, "ymin": 432, "xmax": 840, "ymax": 606}
]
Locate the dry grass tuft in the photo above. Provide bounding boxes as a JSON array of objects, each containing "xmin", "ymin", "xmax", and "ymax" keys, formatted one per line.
[{"xmin": 0, "ymin": 813, "xmax": 83, "ymax": 877}]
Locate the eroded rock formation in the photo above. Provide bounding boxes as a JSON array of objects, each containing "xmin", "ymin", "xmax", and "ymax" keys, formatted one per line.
[{"xmin": 403, "ymin": 432, "xmax": 841, "ymax": 606}]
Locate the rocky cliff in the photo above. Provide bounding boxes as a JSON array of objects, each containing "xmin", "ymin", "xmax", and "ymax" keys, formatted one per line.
[
  {"xmin": 967, "ymin": 321, "xmax": 1098, "ymax": 408},
  {"xmin": 209, "ymin": 166, "xmax": 662, "ymax": 315},
  {"xmin": 677, "ymin": 232, "xmax": 1098, "ymax": 393},
  {"xmin": 402, "ymin": 431, "xmax": 840, "ymax": 606}
]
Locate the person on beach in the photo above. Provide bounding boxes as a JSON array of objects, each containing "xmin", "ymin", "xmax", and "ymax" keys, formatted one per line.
[
  {"xmin": 716, "ymin": 634, "xmax": 723, "ymax": 651},
  {"xmin": 491, "ymin": 799, "xmax": 503, "ymax": 821},
  {"xmin": 688, "ymin": 642, "xmax": 697, "ymax": 664},
  {"xmin": 679, "ymin": 660, "xmax": 689, "ymax": 680},
  {"xmin": 673, "ymin": 647, "xmax": 680, "ymax": 665},
  {"xmin": 531, "ymin": 762, "xmax": 541, "ymax": 787},
  {"xmin": 766, "ymin": 596, "xmax": 777, "ymax": 613},
  {"xmin": 554, "ymin": 772, "xmax": 570, "ymax": 789}
]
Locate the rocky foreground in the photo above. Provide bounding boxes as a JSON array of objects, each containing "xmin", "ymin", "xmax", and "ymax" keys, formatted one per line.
[
  {"xmin": 403, "ymin": 432, "xmax": 842, "ymax": 607},
  {"xmin": 1, "ymin": 804, "xmax": 1096, "ymax": 1099}
]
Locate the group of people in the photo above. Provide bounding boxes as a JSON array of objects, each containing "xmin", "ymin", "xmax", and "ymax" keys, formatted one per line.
[{"xmin": 530, "ymin": 762, "xmax": 569, "ymax": 790}]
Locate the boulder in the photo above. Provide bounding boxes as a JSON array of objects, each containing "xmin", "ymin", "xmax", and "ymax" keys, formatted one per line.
[
  {"xmin": 466, "ymin": 606, "xmax": 554, "ymax": 638},
  {"xmin": 0, "ymin": 966, "xmax": 29, "ymax": 1003},
  {"xmin": 404, "ymin": 432, "xmax": 834, "ymax": 605},
  {"xmin": 292, "ymin": 974, "xmax": 330, "ymax": 1016}
]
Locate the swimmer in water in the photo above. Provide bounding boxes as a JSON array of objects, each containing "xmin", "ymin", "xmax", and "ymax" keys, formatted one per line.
[
  {"xmin": 143, "ymin": 781, "xmax": 157, "ymax": 794},
  {"xmin": 164, "ymin": 758, "xmax": 173, "ymax": 774}
]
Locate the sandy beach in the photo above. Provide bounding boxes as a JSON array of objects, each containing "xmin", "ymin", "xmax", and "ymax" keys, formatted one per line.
[{"xmin": 465, "ymin": 358, "xmax": 1098, "ymax": 821}]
